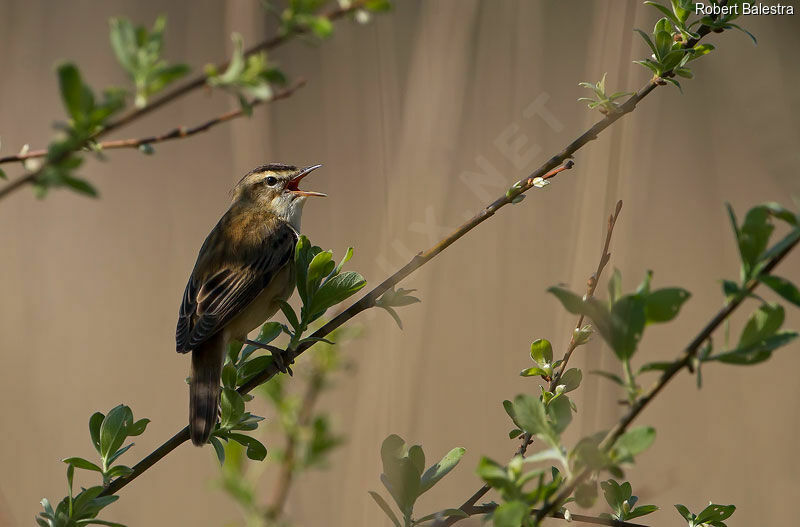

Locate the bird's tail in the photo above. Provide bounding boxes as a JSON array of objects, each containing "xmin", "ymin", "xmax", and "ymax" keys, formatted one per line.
[{"xmin": 189, "ymin": 333, "xmax": 225, "ymax": 446}]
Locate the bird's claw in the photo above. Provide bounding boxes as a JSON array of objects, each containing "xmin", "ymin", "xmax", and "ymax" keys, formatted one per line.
[{"xmin": 271, "ymin": 349, "xmax": 294, "ymax": 377}]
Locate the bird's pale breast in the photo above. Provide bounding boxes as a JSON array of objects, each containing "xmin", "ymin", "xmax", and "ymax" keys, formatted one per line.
[{"xmin": 222, "ymin": 263, "xmax": 295, "ymax": 342}]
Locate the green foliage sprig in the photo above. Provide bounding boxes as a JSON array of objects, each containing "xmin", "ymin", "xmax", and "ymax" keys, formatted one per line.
[
  {"xmin": 675, "ymin": 502, "xmax": 736, "ymax": 527},
  {"xmin": 369, "ymin": 435, "xmax": 467, "ymax": 527},
  {"xmin": 205, "ymin": 34, "xmax": 288, "ymax": 115},
  {"xmin": 37, "ymin": 404, "xmax": 150, "ymax": 527},
  {"xmin": 109, "ymin": 16, "xmax": 190, "ymax": 109}
]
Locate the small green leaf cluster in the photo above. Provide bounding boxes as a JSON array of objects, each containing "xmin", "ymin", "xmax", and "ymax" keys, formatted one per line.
[
  {"xmin": 109, "ymin": 15, "xmax": 190, "ymax": 108},
  {"xmin": 675, "ymin": 502, "xmax": 736, "ymax": 527},
  {"xmin": 283, "ymin": 235, "xmax": 366, "ymax": 348},
  {"xmin": 38, "ymin": 405, "xmax": 150, "ymax": 527},
  {"xmin": 267, "ymin": 0, "xmax": 393, "ymax": 41},
  {"xmin": 37, "ymin": 64, "xmax": 126, "ymax": 198},
  {"xmin": 205, "ymin": 34, "xmax": 288, "ymax": 115},
  {"xmin": 477, "ymin": 460, "xmax": 564, "ymax": 527},
  {"xmin": 65, "ymin": 405, "xmax": 150, "ymax": 485},
  {"xmin": 376, "ymin": 286, "xmax": 421, "ymax": 329},
  {"xmin": 369, "ymin": 435, "xmax": 467, "ymax": 527},
  {"xmin": 550, "ymin": 269, "xmax": 690, "ymax": 402},
  {"xmin": 702, "ymin": 203, "xmax": 800, "ymax": 366},
  {"xmin": 577, "ymin": 73, "xmax": 633, "ymax": 114},
  {"xmin": 634, "ymin": 1, "xmax": 724, "ymax": 90},
  {"xmin": 209, "ymin": 381, "xmax": 268, "ymax": 464},
  {"xmin": 598, "ymin": 480, "xmax": 659, "ymax": 522}
]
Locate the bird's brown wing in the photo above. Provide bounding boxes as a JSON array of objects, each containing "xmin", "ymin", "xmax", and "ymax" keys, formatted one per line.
[{"xmin": 176, "ymin": 221, "xmax": 297, "ymax": 352}]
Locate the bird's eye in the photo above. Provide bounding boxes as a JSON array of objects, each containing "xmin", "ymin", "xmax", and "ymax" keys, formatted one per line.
[{"xmin": 265, "ymin": 176, "xmax": 278, "ymax": 186}]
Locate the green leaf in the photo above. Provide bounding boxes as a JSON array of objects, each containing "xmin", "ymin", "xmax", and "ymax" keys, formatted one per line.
[
  {"xmin": 548, "ymin": 287, "xmax": 613, "ymax": 346},
  {"xmin": 0, "ymin": 168, "xmax": 6, "ymax": 180},
  {"xmin": 63, "ymin": 457, "xmax": 102, "ymax": 473},
  {"xmin": 558, "ymin": 368, "xmax": 582, "ymax": 393},
  {"xmin": 634, "ymin": 29, "xmax": 658, "ymax": 58},
  {"xmin": 420, "ymin": 447, "xmax": 466, "ymax": 494},
  {"xmin": 547, "ymin": 395, "xmax": 573, "ymax": 435},
  {"xmin": 711, "ymin": 331, "xmax": 797, "ymax": 365},
  {"xmin": 530, "ymin": 339, "xmax": 553, "ymax": 364},
  {"xmin": 220, "ymin": 388, "xmax": 245, "ymax": 428},
  {"xmin": 645, "ymin": 288, "xmax": 691, "ymax": 323},
  {"xmin": 227, "ymin": 433, "xmax": 267, "ymax": 461},
  {"xmin": 613, "ymin": 426, "xmax": 656, "ymax": 461},
  {"xmin": 520, "ymin": 366, "xmax": 549, "ymax": 377},
  {"xmin": 105, "ymin": 465, "xmax": 134, "ymax": 479},
  {"xmin": 57, "ymin": 63, "xmax": 93, "ymax": 123},
  {"xmin": 278, "ymin": 300, "xmax": 300, "ymax": 331},
  {"xmin": 306, "ymin": 250, "xmax": 334, "ymax": 295},
  {"xmin": 365, "ymin": 0, "xmax": 393, "ymax": 12},
  {"xmin": 762, "ymin": 202, "xmax": 798, "ymax": 226},
  {"xmin": 89, "ymin": 412, "xmax": 104, "ymax": 454},
  {"xmin": 492, "ymin": 501, "xmax": 528, "ymax": 527},
  {"xmin": 739, "ymin": 303, "xmax": 784, "ymax": 348},
  {"xmin": 727, "ymin": 22, "xmax": 757, "ymax": 45},
  {"xmin": 379, "ymin": 435, "xmax": 421, "ymax": 515},
  {"xmin": 209, "ymin": 436, "xmax": 226, "ymax": 465},
  {"xmin": 601, "ymin": 479, "xmax": 631, "ymax": 515},
  {"xmin": 308, "ymin": 271, "xmax": 366, "ymax": 316},
  {"xmin": 674, "ymin": 504, "xmax": 693, "ymax": 522},
  {"xmin": 237, "ymin": 356, "xmax": 274, "ymax": 385},
  {"xmin": 127, "ymin": 418, "xmax": 149, "ymax": 437},
  {"xmin": 609, "ymin": 293, "xmax": 647, "ymax": 360},
  {"xmin": 654, "ymin": 29, "xmax": 673, "ymax": 61},
  {"xmin": 738, "ymin": 205, "xmax": 774, "ymax": 275},
  {"xmin": 508, "ymin": 394, "xmax": 557, "ymax": 446},
  {"xmin": 627, "ymin": 504, "xmax": 659, "ymax": 520},
  {"xmin": 61, "ymin": 174, "xmax": 98, "ymax": 197},
  {"xmin": 99, "ymin": 405, "xmax": 132, "ymax": 462},
  {"xmin": 696, "ymin": 503, "xmax": 736, "ymax": 524},
  {"xmin": 310, "ymin": 16, "xmax": 333, "ymax": 38},
  {"xmin": 367, "ymin": 491, "xmax": 401, "ymax": 527},
  {"xmin": 105, "ymin": 443, "xmax": 134, "ymax": 466},
  {"xmin": 760, "ymin": 275, "xmax": 800, "ymax": 308},
  {"xmin": 222, "ymin": 362, "xmax": 237, "ymax": 388}
]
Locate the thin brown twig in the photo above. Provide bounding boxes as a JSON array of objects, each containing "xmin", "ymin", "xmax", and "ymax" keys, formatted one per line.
[
  {"xmin": 0, "ymin": 81, "xmax": 305, "ymax": 165},
  {"xmin": 264, "ymin": 368, "xmax": 325, "ymax": 521},
  {"xmin": 99, "ymin": 11, "xmax": 725, "ymax": 499},
  {"xmin": 434, "ymin": 200, "xmax": 623, "ymax": 527},
  {"xmin": 552, "ymin": 199, "xmax": 623, "ymax": 386},
  {"xmin": 532, "ymin": 231, "xmax": 800, "ymax": 524},
  {"xmin": 0, "ymin": 0, "xmax": 366, "ymax": 199}
]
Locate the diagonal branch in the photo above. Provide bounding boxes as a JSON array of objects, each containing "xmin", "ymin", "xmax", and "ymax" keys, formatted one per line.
[
  {"xmin": 0, "ymin": 81, "xmax": 305, "ymax": 166},
  {"xmin": 101, "ymin": 15, "xmax": 723, "ymax": 498},
  {"xmin": 0, "ymin": 0, "xmax": 367, "ymax": 199},
  {"xmin": 532, "ymin": 231, "xmax": 800, "ymax": 524}
]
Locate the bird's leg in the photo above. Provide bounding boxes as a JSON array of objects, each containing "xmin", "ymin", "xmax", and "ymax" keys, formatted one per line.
[{"xmin": 243, "ymin": 339, "xmax": 293, "ymax": 376}]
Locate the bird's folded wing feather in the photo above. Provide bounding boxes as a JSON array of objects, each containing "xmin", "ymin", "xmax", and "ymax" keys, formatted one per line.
[{"xmin": 176, "ymin": 221, "xmax": 297, "ymax": 352}]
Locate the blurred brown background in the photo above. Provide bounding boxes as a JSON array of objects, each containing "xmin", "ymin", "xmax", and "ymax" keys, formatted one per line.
[{"xmin": 1, "ymin": 1, "xmax": 800, "ymax": 526}]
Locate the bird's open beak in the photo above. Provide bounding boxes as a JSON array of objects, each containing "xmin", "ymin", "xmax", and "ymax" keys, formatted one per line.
[{"xmin": 287, "ymin": 164, "xmax": 326, "ymax": 197}]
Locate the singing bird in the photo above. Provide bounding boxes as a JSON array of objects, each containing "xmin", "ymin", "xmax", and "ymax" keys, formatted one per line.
[{"xmin": 176, "ymin": 163, "xmax": 325, "ymax": 446}]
